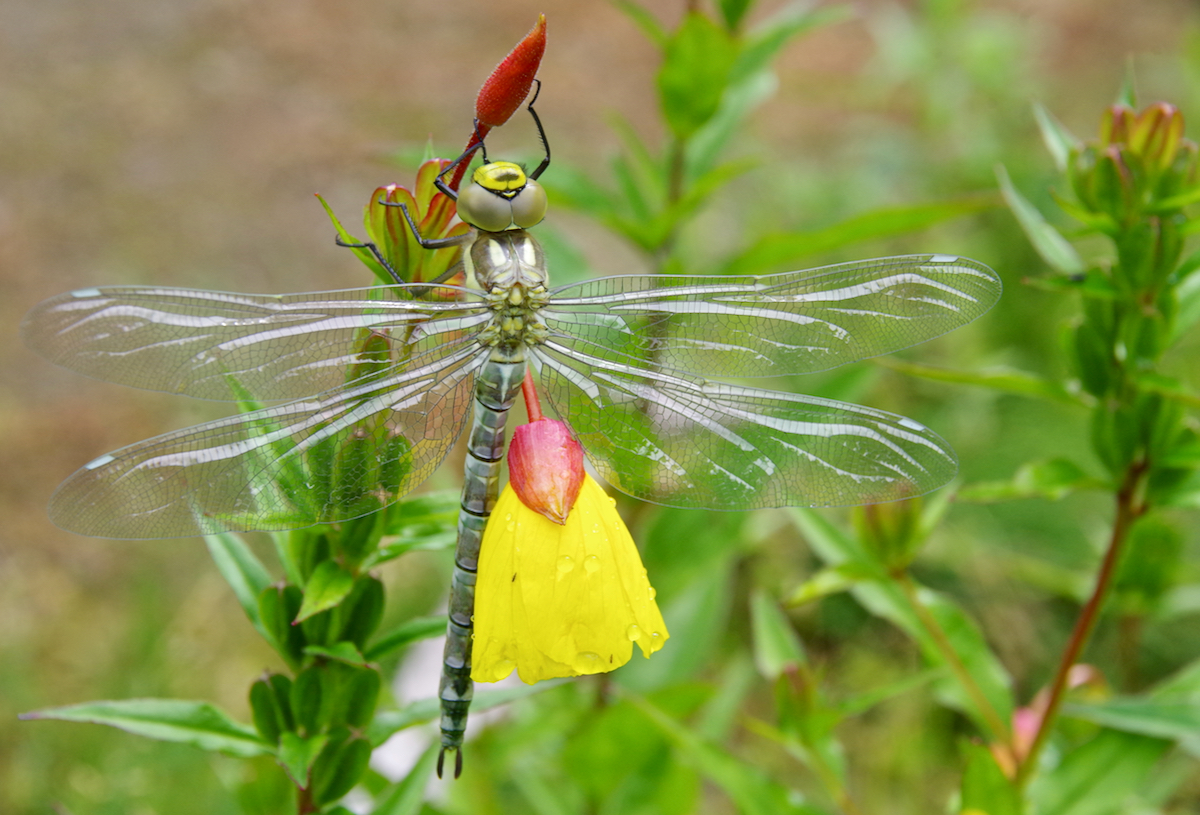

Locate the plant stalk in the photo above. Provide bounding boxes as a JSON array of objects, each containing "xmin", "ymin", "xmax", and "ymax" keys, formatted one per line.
[
  {"xmin": 1016, "ymin": 460, "xmax": 1147, "ymax": 786},
  {"xmin": 894, "ymin": 571, "xmax": 1015, "ymax": 763}
]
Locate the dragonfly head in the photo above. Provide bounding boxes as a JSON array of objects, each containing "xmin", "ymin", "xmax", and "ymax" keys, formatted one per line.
[{"xmin": 457, "ymin": 160, "xmax": 548, "ymax": 233}]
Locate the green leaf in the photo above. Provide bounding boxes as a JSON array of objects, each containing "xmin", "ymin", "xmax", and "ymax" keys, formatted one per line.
[
  {"xmin": 838, "ymin": 667, "xmax": 944, "ymax": 717},
  {"xmin": 996, "ymin": 164, "xmax": 1086, "ymax": 275},
  {"xmin": 372, "ymin": 743, "xmax": 440, "ymax": 815},
  {"xmin": 21, "ymin": 699, "xmax": 271, "ymax": 757},
  {"xmin": 278, "ymin": 731, "xmax": 329, "ymax": 787},
  {"xmin": 305, "ymin": 641, "xmax": 370, "ymax": 668},
  {"xmin": 785, "ymin": 563, "xmax": 877, "ymax": 605},
  {"xmin": 658, "ymin": 12, "xmax": 737, "ymax": 140},
  {"xmin": 367, "ymin": 680, "xmax": 567, "ymax": 747},
  {"xmin": 723, "ymin": 196, "xmax": 996, "ymax": 276},
  {"xmin": 750, "ymin": 591, "xmax": 806, "ymax": 679},
  {"xmin": 1064, "ymin": 698, "xmax": 1200, "ymax": 741},
  {"xmin": 789, "ymin": 509, "xmax": 1015, "ymax": 731},
  {"xmin": 364, "ymin": 615, "xmax": 448, "ymax": 662},
  {"xmin": 874, "ymin": 359, "xmax": 1084, "ymax": 406},
  {"xmin": 1034, "ymin": 102, "xmax": 1081, "ymax": 173},
  {"xmin": 315, "ymin": 193, "xmax": 389, "ymax": 282},
  {"xmin": 1030, "ymin": 729, "xmax": 1170, "ymax": 815},
  {"xmin": 311, "ymin": 735, "xmax": 373, "ymax": 806},
  {"xmin": 612, "ymin": 0, "xmax": 667, "ymax": 48},
  {"xmin": 205, "ymin": 533, "xmax": 274, "ymax": 639},
  {"xmin": 718, "ymin": 0, "xmax": 751, "ymax": 30},
  {"xmin": 297, "ymin": 561, "xmax": 356, "ymax": 623},
  {"xmin": 960, "ymin": 742, "xmax": 1023, "ymax": 815},
  {"xmin": 957, "ymin": 458, "xmax": 1109, "ymax": 503},
  {"xmin": 626, "ymin": 694, "xmax": 819, "ymax": 815}
]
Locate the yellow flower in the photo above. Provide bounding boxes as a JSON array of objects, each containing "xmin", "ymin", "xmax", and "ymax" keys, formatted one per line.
[{"xmin": 472, "ymin": 473, "xmax": 669, "ymax": 684}]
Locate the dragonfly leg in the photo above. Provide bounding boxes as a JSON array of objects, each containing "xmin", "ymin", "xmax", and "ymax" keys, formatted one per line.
[
  {"xmin": 382, "ymin": 199, "xmax": 475, "ymax": 251},
  {"xmin": 333, "ymin": 235, "xmax": 405, "ymax": 283},
  {"xmin": 525, "ymin": 79, "xmax": 551, "ymax": 181}
]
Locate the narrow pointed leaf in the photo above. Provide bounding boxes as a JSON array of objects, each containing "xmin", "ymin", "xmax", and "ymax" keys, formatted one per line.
[
  {"xmin": 372, "ymin": 743, "xmax": 440, "ymax": 815},
  {"xmin": 996, "ymin": 164, "xmax": 1085, "ymax": 275},
  {"xmin": 206, "ymin": 533, "xmax": 274, "ymax": 638},
  {"xmin": 21, "ymin": 699, "xmax": 271, "ymax": 757},
  {"xmin": 364, "ymin": 615, "xmax": 448, "ymax": 662}
]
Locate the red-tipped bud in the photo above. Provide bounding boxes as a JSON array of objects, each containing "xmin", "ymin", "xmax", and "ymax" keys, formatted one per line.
[
  {"xmin": 508, "ymin": 418, "xmax": 584, "ymax": 524},
  {"xmin": 1100, "ymin": 104, "xmax": 1135, "ymax": 147},
  {"xmin": 475, "ymin": 14, "xmax": 547, "ymax": 128}
]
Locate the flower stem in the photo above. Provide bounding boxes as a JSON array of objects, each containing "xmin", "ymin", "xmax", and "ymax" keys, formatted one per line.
[
  {"xmin": 522, "ymin": 367, "xmax": 543, "ymax": 421},
  {"xmin": 894, "ymin": 571, "xmax": 1014, "ymax": 761},
  {"xmin": 1016, "ymin": 460, "xmax": 1147, "ymax": 786}
]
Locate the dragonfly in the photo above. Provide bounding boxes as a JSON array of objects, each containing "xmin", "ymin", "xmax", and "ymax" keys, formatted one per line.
[{"xmin": 22, "ymin": 93, "xmax": 1001, "ymax": 776}]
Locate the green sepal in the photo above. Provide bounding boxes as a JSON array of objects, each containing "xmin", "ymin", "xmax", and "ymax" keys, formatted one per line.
[
  {"xmin": 291, "ymin": 665, "xmax": 329, "ymax": 737},
  {"xmin": 288, "ymin": 532, "xmax": 332, "ymax": 586},
  {"xmin": 310, "ymin": 733, "xmax": 373, "ymax": 806},
  {"xmin": 338, "ymin": 667, "xmax": 382, "ymax": 728},
  {"xmin": 300, "ymin": 608, "xmax": 334, "ymax": 650},
  {"xmin": 1069, "ymin": 320, "xmax": 1112, "ymax": 398},
  {"xmin": 335, "ymin": 574, "xmax": 386, "ymax": 649},
  {"xmin": 1091, "ymin": 403, "xmax": 1140, "ymax": 477},
  {"xmin": 250, "ymin": 674, "xmax": 292, "ymax": 744},
  {"xmin": 258, "ymin": 583, "xmax": 306, "ymax": 669}
]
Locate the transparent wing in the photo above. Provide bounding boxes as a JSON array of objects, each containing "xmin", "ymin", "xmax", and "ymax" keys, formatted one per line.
[
  {"xmin": 48, "ymin": 341, "xmax": 488, "ymax": 539},
  {"xmin": 21, "ymin": 284, "xmax": 490, "ymax": 401},
  {"xmin": 543, "ymin": 254, "xmax": 1000, "ymax": 378},
  {"xmin": 534, "ymin": 340, "xmax": 956, "ymax": 510}
]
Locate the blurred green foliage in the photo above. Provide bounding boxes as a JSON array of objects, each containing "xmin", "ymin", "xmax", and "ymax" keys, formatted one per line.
[{"xmin": 9, "ymin": 0, "xmax": 1200, "ymax": 814}]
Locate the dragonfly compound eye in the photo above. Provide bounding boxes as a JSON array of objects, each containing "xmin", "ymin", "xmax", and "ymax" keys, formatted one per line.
[
  {"xmin": 457, "ymin": 161, "xmax": 544, "ymax": 232},
  {"xmin": 509, "ymin": 179, "xmax": 546, "ymax": 229}
]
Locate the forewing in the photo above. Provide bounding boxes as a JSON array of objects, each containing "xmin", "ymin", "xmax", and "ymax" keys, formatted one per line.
[
  {"xmin": 48, "ymin": 341, "xmax": 487, "ymax": 539},
  {"xmin": 534, "ymin": 340, "xmax": 956, "ymax": 510},
  {"xmin": 21, "ymin": 284, "xmax": 489, "ymax": 401},
  {"xmin": 544, "ymin": 255, "xmax": 1000, "ymax": 378}
]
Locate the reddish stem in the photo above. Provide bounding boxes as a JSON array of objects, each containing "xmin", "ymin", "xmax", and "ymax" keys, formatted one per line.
[
  {"xmin": 522, "ymin": 368, "xmax": 543, "ymax": 422},
  {"xmin": 1016, "ymin": 459, "xmax": 1147, "ymax": 785}
]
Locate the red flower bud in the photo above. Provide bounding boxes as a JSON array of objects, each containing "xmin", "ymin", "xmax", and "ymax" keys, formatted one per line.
[
  {"xmin": 508, "ymin": 418, "xmax": 584, "ymax": 525},
  {"xmin": 475, "ymin": 14, "xmax": 547, "ymax": 128}
]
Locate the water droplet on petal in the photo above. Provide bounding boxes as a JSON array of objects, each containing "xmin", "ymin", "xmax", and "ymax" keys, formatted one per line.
[
  {"xmin": 494, "ymin": 659, "xmax": 515, "ymax": 678},
  {"xmin": 647, "ymin": 587, "xmax": 657, "ymax": 599},
  {"xmin": 506, "ymin": 519, "xmax": 516, "ymax": 532},
  {"xmin": 557, "ymin": 555, "xmax": 574, "ymax": 575},
  {"xmin": 626, "ymin": 624, "xmax": 641, "ymax": 641},
  {"xmin": 572, "ymin": 651, "xmax": 603, "ymax": 673},
  {"xmin": 584, "ymin": 555, "xmax": 600, "ymax": 575}
]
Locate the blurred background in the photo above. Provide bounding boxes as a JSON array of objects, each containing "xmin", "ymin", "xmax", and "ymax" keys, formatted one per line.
[{"xmin": 3, "ymin": 0, "xmax": 1200, "ymax": 812}]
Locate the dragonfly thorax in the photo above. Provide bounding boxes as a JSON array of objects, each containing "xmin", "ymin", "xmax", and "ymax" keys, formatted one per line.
[{"xmin": 466, "ymin": 229, "xmax": 548, "ymax": 293}]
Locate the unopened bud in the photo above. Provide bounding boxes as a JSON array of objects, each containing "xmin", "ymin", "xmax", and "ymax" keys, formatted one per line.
[{"xmin": 508, "ymin": 418, "xmax": 584, "ymax": 524}]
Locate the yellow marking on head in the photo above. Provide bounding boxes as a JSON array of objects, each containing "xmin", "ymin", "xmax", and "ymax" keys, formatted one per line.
[{"xmin": 473, "ymin": 161, "xmax": 528, "ymax": 194}]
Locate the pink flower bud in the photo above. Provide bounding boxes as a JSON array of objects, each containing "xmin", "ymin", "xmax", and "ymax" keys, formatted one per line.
[{"xmin": 508, "ymin": 418, "xmax": 583, "ymax": 525}]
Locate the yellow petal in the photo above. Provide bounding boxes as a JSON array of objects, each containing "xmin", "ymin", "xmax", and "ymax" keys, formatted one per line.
[{"xmin": 472, "ymin": 475, "xmax": 668, "ymax": 685}]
